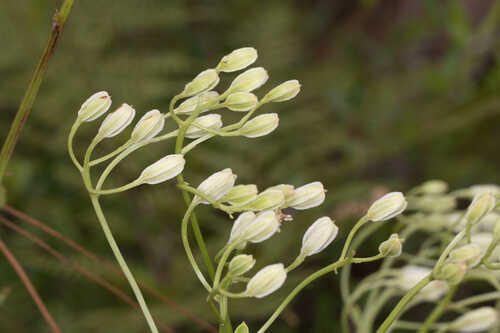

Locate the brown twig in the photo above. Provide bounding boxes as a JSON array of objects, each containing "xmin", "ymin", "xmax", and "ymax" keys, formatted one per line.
[
  {"xmin": 2, "ymin": 205, "xmax": 217, "ymax": 332},
  {"xmin": 0, "ymin": 216, "xmax": 175, "ymax": 333},
  {"xmin": 0, "ymin": 235, "xmax": 61, "ymax": 333}
]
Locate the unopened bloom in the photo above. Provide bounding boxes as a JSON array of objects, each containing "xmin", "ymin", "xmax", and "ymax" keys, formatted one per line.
[
  {"xmin": 414, "ymin": 180, "xmax": 448, "ymax": 195},
  {"xmin": 196, "ymin": 168, "xmax": 236, "ymax": 204},
  {"xmin": 262, "ymin": 80, "xmax": 301, "ymax": 103},
  {"xmin": 243, "ymin": 190, "xmax": 285, "ymax": 211},
  {"xmin": 378, "ymin": 233, "xmax": 403, "ymax": 258},
  {"xmin": 241, "ymin": 210, "xmax": 280, "ymax": 243},
  {"xmin": 234, "ymin": 322, "xmax": 249, "ymax": 333},
  {"xmin": 228, "ymin": 254, "xmax": 256, "ymax": 277},
  {"xmin": 228, "ymin": 211, "xmax": 256, "ymax": 247},
  {"xmin": 397, "ymin": 266, "xmax": 448, "ymax": 302},
  {"xmin": 222, "ymin": 184, "xmax": 258, "ymax": 206},
  {"xmin": 239, "ymin": 113, "xmax": 279, "ymax": 138},
  {"xmin": 186, "ymin": 114, "xmax": 223, "ymax": 138},
  {"xmin": 216, "ymin": 47, "xmax": 258, "ymax": 72},
  {"xmin": 437, "ymin": 262, "xmax": 467, "ymax": 285},
  {"xmin": 174, "ymin": 91, "xmax": 220, "ymax": 114},
  {"xmin": 410, "ymin": 195, "xmax": 456, "ymax": 212},
  {"xmin": 228, "ymin": 67, "xmax": 269, "ymax": 93},
  {"xmin": 98, "ymin": 103, "xmax": 136, "ymax": 138},
  {"xmin": 449, "ymin": 243, "xmax": 482, "ymax": 268},
  {"xmin": 182, "ymin": 69, "xmax": 220, "ymax": 97},
  {"xmin": 366, "ymin": 192, "xmax": 407, "ymax": 222},
  {"xmin": 78, "ymin": 91, "xmax": 112, "ymax": 122},
  {"xmin": 138, "ymin": 154, "xmax": 185, "ymax": 184},
  {"xmin": 465, "ymin": 192, "xmax": 496, "ymax": 226},
  {"xmin": 450, "ymin": 307, "xmax": 498, "ymax": 332},
  {"xmin": 266, "ymin": 184, "xmax": 295, "ymax": 202},
  {"xmin": 224, "ymin": 92, "xmax": 258, "ymax": 111},
  {"xmin": 300, "ymin": 217, "xmax": 338, "ymax": 256},
  {"xmin": 130, "ymin": 109, "xmax": 165, "ymax": 143},
  {"xmin": 286, "ymin": 181, "xmax": 326, "ymax": 210},
  {"xmin": 245, "ymin": 263, "xmax": 287, "ymax": 298}
]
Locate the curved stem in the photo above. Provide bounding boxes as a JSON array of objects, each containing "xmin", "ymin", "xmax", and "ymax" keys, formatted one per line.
[
  {"xmin": 90, "ymin": 195, "xmax": 159, "ymax": 333},
  {"xmin": 89, "ymin": 139, "xmax": 132, "ymax": 166},
  {"xmin": 418, "ymin": 285, "xmax": 458, "ymax": 333},
  {"xmin": 433, "ymin": 230, "xmax": 466, "ymax": 275},
  {"xmin": 91, "ymin": 180, "xmax": 142, "ymax": 195},
  {"xmin": 339, "ymin": 216, "xmax": 369, "ymax": 262},
  {"xmin": 213, "ymin": 241, "xmax": 241, "ymax": 289},
  {"xmin": 68, "ymin": 120, "xmax": 83, "ymax": 171},
  {"xmin": 286, "ymin": 254, "xmax": 305, "ymax": 272}
]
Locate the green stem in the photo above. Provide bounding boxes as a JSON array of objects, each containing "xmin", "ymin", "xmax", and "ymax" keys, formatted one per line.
[
  {"xmin": 433, "ymin": 230, "xmax": 466, "ymax": 275},
  {"xmin": 213, "ymin": 241, "xmax": 241, "ymax": 289},
  {"xmin": 0, "ymin": 0, "xmax": 75, "ymax": 185},
  {"xmin": 286, "ymin": 254, "xmax": 305, "ymax": 272},
  {"xmin": 68, "ymin": 120, "xmax": 83, "ymax": 171},
  {"xmin": 219, "ymin": 296, "xmax": 228, "ymax": 333},
  {"xmin": 338, "ymin": 216, "xmax": 369, "ymax": 262},
  {"xmin": 451, "ymin": 291, "xmax": 500, "ymax": 309},
  {"xmin": 376, "ymin": 274, "xmax": 433, "ymax": 333},
  {"xmin": 418, "ymin": 285, "xmax": 458, "ymax": 333},
  {"xmin": 89, "ymin": 139, "xmax": 132, "ymax": 166},
  {"xmin": 90, "ymin": 195, "xmax": 158, "ymax": 333}
]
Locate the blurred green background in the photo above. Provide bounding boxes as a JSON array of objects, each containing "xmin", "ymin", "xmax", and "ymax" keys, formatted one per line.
[{"xmin": 1, "ymin": 0, "xmax": 500, "ymax": 332}]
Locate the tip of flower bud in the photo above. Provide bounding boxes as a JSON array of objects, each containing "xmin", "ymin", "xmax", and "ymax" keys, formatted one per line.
[
  {"xmin": 182, "ymin": 69, "xmax": 220, "ymax": 97},
  {"xmin": 216, "ymin": 47, "xmax": 258, "ymax": 73},
  {"xmin": 378, "ymin": 233, "xmax": 403, "ymax": 258},
  {"xmin": 196, "ymin": 168, "xmax": 237, "ymax": 204},
  {"xmin": 186, "ymin": 114, "xmax": 223, "ymax": 138},
  {"xmin": 245, "ymin": 263, "xmax": 287, "ymax": 298},
  {"xmin": 138, "ymin": 154, "xmax": 185, "ymax": 185},
  {"xmin": 286, "ymin": 181, "xmax": 326, "ymax": 210},
  {"xmin": 98, "ymin": 103, "xmax": 136, "ymax": 138},
  {"xmin": 130, "ymin": 109, "xmax": 165, "ymax": 143},
  {"xmin": 262, "ymin": 80, "xmax": 301, "ymax": 103},
  {"xmin": 300, "ymin": 216, "xmax": 338, "ymax": 256},
  {"xmin": 78, "ymin": 91, "xmax": 112, "ymax": 122},
  {"xmin": 224, "ymin": 92, "xmax": 258, "ymax": 112},
  {"xmin": 240, "ymin": 113, "xmax": 279, "ymax": 138},
  {"xmin": 366, "ymin": 192, "xmax": 407, "ymax": 222},
  {"xmin": 228, "ymin": 67, "xmax": 269, "ymax": 93}
]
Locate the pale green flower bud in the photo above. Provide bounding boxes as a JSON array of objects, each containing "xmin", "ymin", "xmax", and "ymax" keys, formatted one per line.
[
  {"xmin": 174, "ymin": 91, "xmax": 220, "ymax": 115},
  {"xmin": 454, "ymin": 184, "xmax": 500, "ymax": 198},
  {"xmin": 239, "ymin": 113, "xmax": 279, "ymax": 138},
  {"xmin": 98, "ymin": 103, "xmax": 136, "ymax": 138},
  {"xmin": 465, "ymin": 192, "xmax": 496, "ymax": 226},
  {"xmin": 185, "ymin": 114, "xmax": 223, "ymax": 139},
  {"xmin": 228, "ymin": 211, "xmax": 256, "ymax": 247},
  {"xmin": 242, "ymin": 210, "xmax": 280, "ymax": 243},
  {"xmin": 397, "ymin": 266, "xmax": 448, "ymax": 301},
  {"xmin": 228, "ymin": 254, "xmax": 255, "ymax": 277},
  {"xmin": 222, "ymin": 184, "xmax": 258, "ymax": 206},
  {"xmin": 286, "ymin": 181, "xmax": 326, "ymax": 210},
  {"xmin": 130, "ymin": 109, "xmax": 165, "ymax": 143},
  {"xmin": 409, "ymin": 195, "xmax": 456, "ymax": 212},
  {"xmin": 138, "ymin": 154, "xmax": 185, "ymax": 185},
  {"xmin": 450, "ymin": 307, "xmax": 498, "ymax": 332},
  {"xmin": 216, "ymin": 47, "xmax": 258, "ymax": 72},
  {"xmin": 182, "ymin": 69, "xmax": 220, "ymax": 97},
  {"xmin": 196, "ymin": 168, "xmax": 236, "ymax": 204},
  {"xmin": 366, "ymin": 192, "xmax": 407, "ymax": 222},
  {"xmin": 234, "ymin": 322, "xmax": 249, "ymax": 333},
  {"xmin": 245, "ymin": 263, "xmax": 287, "ymax": 298},
  {"xmin": 449, "ymin": 243, "xmax": 482, "ymax": 267},
  {"xmin": 300, "ymin": 217, "xmax": 338, "ymax": 256},
  {"xmin": 414, "ymin": 180, "xmax": 448, "ymax": 195},
  {"xmin": 243, "ymin": 190, "xmax": 285, "ymax": 211},
  {"xmin": 225, "ymin": 92, "xmax": 258, "ymax": 112},
  {"xmin": 378, "ymin": 233, "xmax": 403, "ymax": 258},
  {"xmin": 78, "ymin": 91, "xmax": 112, "ymax": 122},
  {"xmin": 262, "ymin": 80, "xmax": 301, "ymax": 103},
  {"xmin": 229, "ymin": 67, "xmax": 269, "ymax": 93},
  {"xmin": 266, "ymin": 184, "xmax": 295, "ymax": 202},
  {"xmin": 437, "ymin": 262, "xmax": 467, "ymax": 285}
]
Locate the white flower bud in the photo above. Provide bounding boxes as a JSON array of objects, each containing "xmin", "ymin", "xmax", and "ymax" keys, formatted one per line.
[
  {"xmin": 465, "ymin": 192, "xmax": 496, "ymax": 226},
  {"xmin": 138, "ymin": 154, "xmax": 185, "ymax": 184},
  {"xmin": 185, "ymin": 114, "xmax": 223, "ymax": 139},
  {"xmin": 242, "ymin": 210, "xmax": 280, "ymax": 243},
  {"xmin": 98, "ymin": 103, "xmax": 136, "ymax": 138},
  {"xmin": 437, "ymin": 262, "xmax": 467, "ymax": 285},
  {"xmin": 234, "ymin": 322, "xmax": 249, "ymax": 333},
  {"xmin": 286, "ymin": 181, "xmax": 326, "ymax": 210},
  {"xmin": 228, "ymin": 254, "xmax": 255, "ymax": 277},
  {"xmin": 454, "ymin": 184, "xmax": 500, "ymax": 198},
  {"xmin": 262, "ymin": 80, "xmax": 301, "ymax": 103},
  {"xmin": 174, "ymin": 91, "xmax": 220, "ymax": 115},
  {"xmin": 243, "ymin": 190, "xmax": 285, "ymax": 211},
  {"xmin": 266, "ymin": 184, "xmax": 295, "ymax": 202},
  {"xmin": 130, "ymin": 110, "xmax": 165, "ymax": 143},
  {"xmin": 397, "ymin": 266, "xmax": 448, "ymax": 302},
  {"xmin": 77, "ymin": 91, "xmax": 112, "ymax": 122},
  {"xmin": 378, "ymin": 233, "xmax": 403, "ymax": 258},
  {"xmin": 449, "ymin": 244, "xmax": 482, "ymax": 268},
  {"xmin": 182, "ymin": 69, "xmax": 220, "ymax": 97},
  {"xmin": 196, "ymin": 168, "xmax": 236, "ymax": 204},
  {"xmin": 229, "ymin": 67, "xmax": 269, "ymax": 93},
  {"xmin": 228, "ymin": 211, "xmax": 256, "ymax": 247},
  {"xmin": 216, "ymin": 47, "xmax": 258, "ymax": 72},
  {"xmin": 366, "ymin": 192, "xmax": 407, "ymax": 222},
  {"xmin": 222, "ymin": 184, "xmax": 258, "ymax": 206},
  {"xmin": 224, "ymin": 92, "xmax": 258, "ymax": 112},
  {"xmin": 239, "ymin": 113, "xmax": 279, "ymax": 138},
  {"xmin": 300, "ymin": 217, "xmax": 338, "ymax": 256},
  {"xmin": 410, "ymin": 195, "xmax": 456, "ymax": 212},
  {"xmin": 414, "ymin": 180, "xmax": 449, "ymax": 195},
  {"xmin": 450, "ymin": 307, "xmax": 498, "ymax": 332},
  {"xmin": 245, "ymin": 263, "xmax": 287, "ymax": 298}
]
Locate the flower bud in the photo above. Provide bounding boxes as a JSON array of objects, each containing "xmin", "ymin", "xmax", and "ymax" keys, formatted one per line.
[
  {"xmin": 228, "ymin": 254, "xmax": 256, "ymax": 277},
  {"xmin": 234, "ymin": 322, "xmax": 249, "ymax": 333},
  {"xmin": 98, "ymin": 103, "xmax": 136, "ymax": 138},
  {"xmin": 465, "ymin": 192, "xmax": 496, "ymax": 226},
  {"xmin": 262, "ymin": 80, "xmax": 301, "ymax": 103},
  {"xmin": 414, "ymin": 180, "xmax": 448, "ymax": 195},
  {"xmin": 397, "ymin": 266, "xmax": 449, "ymax": 302},
  {"xmin": 243, "ymin": 190, "xmax": 285, "ymax": 211},
  {"xmin": 239, "ymin": 113, "xmax": 279, "ymax": 138},
  {"xmin": 437, "ymin": 262, "xmax": 467, "ymax": 285},
  {"xmin": 409, "ymin": 195, "xmax": 456, "ymax": 212},
  {"xmin": 450, "ymin": 307, "xmax": 498, "ymax": 332},
  {"xmin": 300, "ymin": 217, "xmax": 338, "ymax": 256},
  {"xmin": 286, "ymin": 181, "xmax": 326, "ymax": 210},
  {"xmin": 186, "ymin": 114, "xmax": 223, "ymax": 138},
  {"xmin": 366, "ymin": 192, "xmax": 407, "ymax": 222},
  {"xmin": 196, "ymin": 168, "xmax": 236, "ymax": 204},
  {"xmin": 138, "ymin": 154, "xmax": 185, "ymax": 184},
  {"xmin": 222, "ymin": 184, "xmax": 258, "ymax": 206},
  {"xmin": 378, "ymin": 233, "xmax": 403, "ymax": 258},
  {"xmin": 174, "ymin": 91, "xmax": 220, "ymax": 114},
  {"xmin": 182, "ymin": 69, "xmax": 220, "ymax": 97},
  {"xmin": 229, "ymin": 67, "xmax": 269, "ymax": 93},
  {"xmin": 245, "ymin": 263, "xmax": 287, "ymax": 298},
  {"xmin": 228, "ymin": 211, "xmax": 256, "ymax": 247},
  {"xmin": 216, "ymin": 47, "xmax": 258, "ymax": 72},
  {"xmin": 224, "ymin": 92, "xmax": 258, "ymax": 112},
  {"xmin": 78, "ymin": 91, "xmax": 112, "ymax": 122},
  {"xmin": 242, "ymin": 210, "xmax": 280, "ymax": 243},
  {"xmin": 130, "ymin": 110, "xmax": 165, "ymax": 143},
  {"xmin": 449, "ymin": 243, "xmax": 482, "ymax": 267},
  {"xmin": 266, "ymin": 184, "xmax": 295, "ymax": 202}
]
